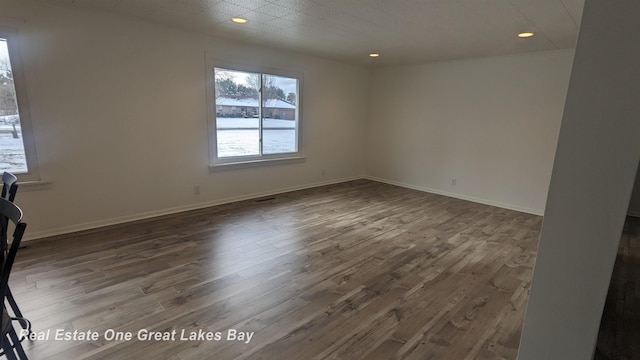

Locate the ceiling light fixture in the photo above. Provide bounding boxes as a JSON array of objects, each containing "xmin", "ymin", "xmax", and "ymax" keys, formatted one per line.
[
  {"xmin": 369, "ymin": 53, "xmax": 380, "ymax": 58},
  {"xmin": 518, "ymin": 32, "xmax": 535, "ymax": 38},
  {"xmin": 231, "ymin": 17, "xmax": 248, "ymax": 24}
]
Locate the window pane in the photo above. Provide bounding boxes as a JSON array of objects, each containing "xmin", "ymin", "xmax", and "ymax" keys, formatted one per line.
[
  {"xmin": 215, "ymin": 68, "xmax": 260, "ymax": 157},
  {"xmin": 0, "ymin": 38, "xmax": 27, "ymax": 173},
  {"xmin": 262, "ymin": 74, "xmax": 297, "ymax": 155}
]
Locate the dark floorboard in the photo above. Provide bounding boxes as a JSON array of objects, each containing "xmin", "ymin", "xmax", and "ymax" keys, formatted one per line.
[{"xmin": 597, "ymin": 216, "xmax": 640, "ymax": 360}]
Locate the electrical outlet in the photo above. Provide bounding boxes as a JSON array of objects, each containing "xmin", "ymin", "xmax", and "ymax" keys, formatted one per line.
[
  {"xmin": 193, "ymin": 185, "xmax": 200, "ymax": 195},
  {"xmin": 321, "ymin": 169, "xmax": 326, "ymax": 176},
  {"xmin": 451, "ymin": 178, "xmax": 457, "ymax": 186}
]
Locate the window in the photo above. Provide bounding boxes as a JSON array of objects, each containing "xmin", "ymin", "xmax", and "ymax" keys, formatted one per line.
[
  {"xmin": 208, "ymin": 65, "xmax": 302, "ymax": 169},
  {"xmin": 0, "ymin": 28, "xmax": 39, "ymax": 181}
]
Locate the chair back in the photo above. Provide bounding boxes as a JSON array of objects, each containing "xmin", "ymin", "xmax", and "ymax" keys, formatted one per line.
[
  {"xmin": 0, "ymin": 198, "xmax": 26, "ymax": 309},
  {"xmin": 1, "ymin": 172, "xmax": 18, "ymax": 202},
  {"xmin": 0, "ymin": 172, "xmax": 18, "ymax": 250}
]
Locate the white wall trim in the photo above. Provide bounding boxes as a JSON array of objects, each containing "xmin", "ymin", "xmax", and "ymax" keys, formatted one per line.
[
  {"xmin": 209, "ymin": 156, "xmax": 306, "ymax": 172},
  {"xmin": 24, "ymin": 176, "xmax": 361, "ymax": 241},
  {"xmin": 364, "ymin": 175, "xmax": 544, "ymax": 216},
  {"xmin": 17, "ymin": 179, "xmax": 53, "ymax": 192}
]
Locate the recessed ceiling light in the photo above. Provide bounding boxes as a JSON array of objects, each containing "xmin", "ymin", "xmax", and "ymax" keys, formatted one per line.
[
  {"xmin": 231, "ymin": 17, "xmax": 248, "ymax": 24},
  {"xmin": 369, "ymin": 53, "xmax": 380, "ymax": 58},
  {"xmin": 518, "ymin": 32, "xmax": 535, "ymax": 38}
]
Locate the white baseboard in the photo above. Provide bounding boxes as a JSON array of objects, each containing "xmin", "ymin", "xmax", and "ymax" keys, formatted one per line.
[
  {"xmin": 364, "ymin": 175, "xmax": 544, "ymax": 216},
  {"xmin": 24, "ymin": 176, "xmax": 362, "ymax": 241}
]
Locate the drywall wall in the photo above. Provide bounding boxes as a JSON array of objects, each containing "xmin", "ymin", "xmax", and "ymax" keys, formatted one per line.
[
  {"xmin": 365, "ymin": 50, "xmax": 574, "ymax": 214},
  {"xmin": 1, "ymin": 0, "xmax": 369, "ymax": 238},
  {"xmin": 518, "ymin": 0, "xmax": 640, "ymax": 358}
]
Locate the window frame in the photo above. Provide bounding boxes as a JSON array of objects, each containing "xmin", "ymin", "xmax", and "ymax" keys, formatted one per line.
[
  {"xmin": 0, "ymin": 26, "xmax": 40, "ymax": 182},
  {"xmin": 206, "ymin": 60, "xmax": 304, "ymax": 171}
]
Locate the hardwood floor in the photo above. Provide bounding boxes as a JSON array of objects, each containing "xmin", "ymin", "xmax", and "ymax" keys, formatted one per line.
[
  {"xmin": 596, "ymin": 216, "xmax": 640, "ymax": 360},
  {"xmin": 10, "ymin": 180, "xmax": 542, "ymax": 359}
]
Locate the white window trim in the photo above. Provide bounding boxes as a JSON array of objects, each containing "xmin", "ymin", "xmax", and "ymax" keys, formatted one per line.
[
  {"xmin": 0, "ymin": 26, "xmax": 41, "ymax": 182},
  {"xmin": 206, "ymin": 58, "xmax": 305, "ymax": 171}
]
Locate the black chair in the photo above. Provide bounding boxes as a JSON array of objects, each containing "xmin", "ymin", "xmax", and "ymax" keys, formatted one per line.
[
  {"xmin": 1, "ymin": 172, "xmax": 17, "ymax": 202},
  {"xmin": 0, "ymin": 197, "xmax": 28, "ymax": 359},
  {"xmin": 0, "ymin": 172, "xmax": 29, "ymax": 337},
  {"xmin": 1, "ymin": 171, "xmax": 18, "ymax": 246}
]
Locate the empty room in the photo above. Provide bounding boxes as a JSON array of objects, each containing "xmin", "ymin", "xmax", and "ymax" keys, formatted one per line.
[{"xmin": 0, "ymin": 0, "xmax": 639, "ymax": 359}]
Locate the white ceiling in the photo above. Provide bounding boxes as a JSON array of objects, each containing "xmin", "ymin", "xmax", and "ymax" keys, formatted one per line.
[{"xmin": 41, "ymin": 0, "xmax": 585, "ymax": 66}]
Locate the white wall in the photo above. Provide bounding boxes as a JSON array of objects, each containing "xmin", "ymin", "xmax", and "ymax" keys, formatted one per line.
[
  {"xmin": 518, "ymin": 0, "xmax": 640, "ymax": 357},
  {"xmin": 1, "ymin": 0, "xmax": 369, "ymax": 239},
  {"xmin": 366, "ymin": 51, "xmax": 574, "ymax": 214},
  {"xmin": 1, "ymin": 0, "xmax": 579, "ymax": 239}
]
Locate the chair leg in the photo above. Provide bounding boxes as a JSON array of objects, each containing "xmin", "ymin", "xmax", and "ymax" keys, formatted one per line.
[
  {"xmin": 1, "ymin": 335, "xmax": 18, "ymax": 360},
  {"xmin": 6, "ymin": 289, "xmax": 30, "ymax": 335},
  {"xmin": 8, "ymin": 325, "xmax": 28, "ymax": 359}
]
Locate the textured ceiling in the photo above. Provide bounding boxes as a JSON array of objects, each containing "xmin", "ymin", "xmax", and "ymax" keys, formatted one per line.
[{"xmin": 42, "ymin": 0, "xmax": 585, "ymax": 66}]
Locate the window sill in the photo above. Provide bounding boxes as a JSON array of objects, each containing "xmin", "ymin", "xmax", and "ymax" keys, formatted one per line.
[
  {"xmin": 17, "ymin": 179, "xmax": 53, "ymax": 192},
  {"xmin": 209, "ymin": 156, "xmax": 306, "ymax": 172}
]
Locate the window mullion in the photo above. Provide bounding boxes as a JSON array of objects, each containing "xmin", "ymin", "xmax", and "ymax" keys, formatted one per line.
[{"xmin": 258, "ymin": 72, "xmax": 264, "ymax": 157}]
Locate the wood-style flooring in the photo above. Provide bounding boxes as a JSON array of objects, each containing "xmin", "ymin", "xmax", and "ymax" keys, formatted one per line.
[
  {"xmin": 10, "ymin": 180, "xmax": 542, "ymax": 359},
  {"xmin": 596, "ymin": 216, "xmax": 640, "ymax": 360}
]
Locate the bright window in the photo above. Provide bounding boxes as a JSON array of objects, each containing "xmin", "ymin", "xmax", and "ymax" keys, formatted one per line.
[
  {"xmin": 0, "ymin": 28, "xmax": 39, "ymax": 181},
  {"xmin": 209, "ymin": 66, "xmax": 302, "ymax": 168}
]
